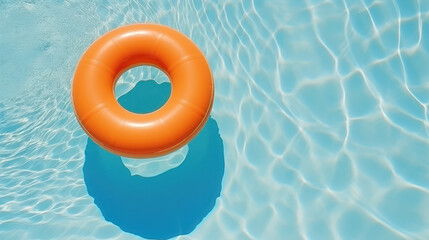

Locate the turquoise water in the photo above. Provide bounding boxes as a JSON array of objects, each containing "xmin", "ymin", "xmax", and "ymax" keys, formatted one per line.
[{"xmin": 1, "ymin": 0, "xmax": 429, "ymax": 239}]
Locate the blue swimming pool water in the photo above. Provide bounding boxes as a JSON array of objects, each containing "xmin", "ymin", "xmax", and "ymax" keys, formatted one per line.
[{"xmin": 1, "ymin": 0, "xmax": 429, "ymax": 239}]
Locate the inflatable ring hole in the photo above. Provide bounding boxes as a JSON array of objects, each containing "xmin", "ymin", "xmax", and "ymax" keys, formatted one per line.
[{"xmin": 114, "ymin": 65, "xmax": 171, "ymax": 114}]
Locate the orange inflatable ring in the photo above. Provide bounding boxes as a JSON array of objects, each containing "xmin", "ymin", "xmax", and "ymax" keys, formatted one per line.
[{"xmin": 72, "ymin": 24, "xmax": 214, "ymax": 158}]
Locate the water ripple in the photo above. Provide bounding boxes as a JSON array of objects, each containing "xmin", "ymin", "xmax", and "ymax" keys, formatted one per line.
[{"xmin": 1, "ymin": 0, "xmax": 429, "ymax": 239}]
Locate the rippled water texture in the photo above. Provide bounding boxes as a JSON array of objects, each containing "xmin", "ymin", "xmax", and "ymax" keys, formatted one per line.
[{"xmin": 1, "ymin": 0, "xmax": 429, "ymax": 239}]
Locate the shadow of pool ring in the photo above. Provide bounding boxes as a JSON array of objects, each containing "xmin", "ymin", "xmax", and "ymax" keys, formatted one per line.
[
  {"xmin": 83, "ymin": 80, "xmax": 225, "ymax": 240},
  {"xmin": 72, "ymin": 24, "xmax": 214, "ymax": 158}
]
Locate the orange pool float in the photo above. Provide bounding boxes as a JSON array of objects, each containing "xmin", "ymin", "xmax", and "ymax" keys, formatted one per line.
[{"xmin": 71, "ymin": 24, "xmax": 214, "ymax": 158}]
